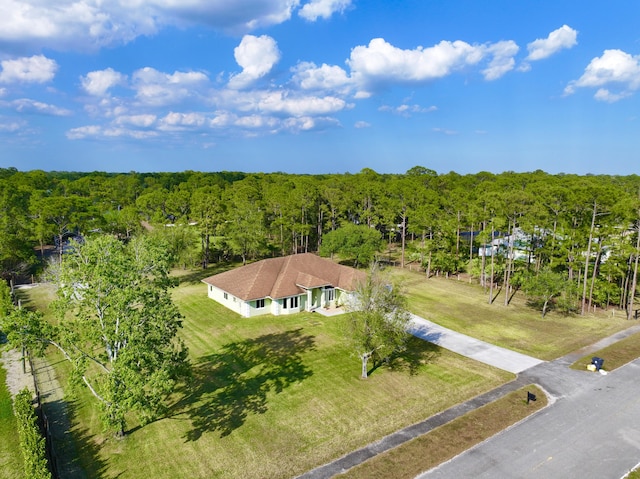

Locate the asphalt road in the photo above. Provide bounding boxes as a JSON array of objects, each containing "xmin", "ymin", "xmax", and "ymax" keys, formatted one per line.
[{"xmin": 419, "ymin": 358, "xmax": 640, "ymax": 479}]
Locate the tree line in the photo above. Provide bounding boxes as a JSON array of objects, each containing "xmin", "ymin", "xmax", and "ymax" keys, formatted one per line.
[{"xmin": 2, "ymin": 166, "xmax": 640, "ymax": 317}]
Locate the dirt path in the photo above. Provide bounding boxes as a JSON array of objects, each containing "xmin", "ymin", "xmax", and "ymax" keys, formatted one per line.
[
  {"xmin": 1, "ymin": 348, "xmax": 86, "ymax": 479},
  {"xmin": 0, "ymin": 348, "xmax": 35, "ymax": 397}
]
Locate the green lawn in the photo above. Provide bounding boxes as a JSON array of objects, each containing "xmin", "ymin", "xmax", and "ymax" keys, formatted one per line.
[
  {"xmin": 18, "ymin": 266, "xmax": 639, "ymax": 479},
  {"xmin": 394, "ymin": 269, "xmax": 635, "ymax": 360},
  {"xmin": 0, "ymin": 357, "xmax": 24, "ymax": 479},
  {"xmin": 22, "ymin": 272, "xmax": 512, "ymax": 479}
]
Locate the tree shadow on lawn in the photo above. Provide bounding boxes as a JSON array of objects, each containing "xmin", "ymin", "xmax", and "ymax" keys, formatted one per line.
[
  {"xmin": 370, "ymin": 336, "xmax": 442, "ymax": 377},
  {"xmin": 176, "ymin": 328, "xmax": 316, "ymax": 441},
  {"xmin": 47, "ymin": 398, "xmax": 109, "ymax": 479}
]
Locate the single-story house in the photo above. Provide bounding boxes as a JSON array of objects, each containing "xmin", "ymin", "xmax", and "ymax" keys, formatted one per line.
[{"xmin": 202, "ymin": 253, "xmax": 366, "ymax": 317}]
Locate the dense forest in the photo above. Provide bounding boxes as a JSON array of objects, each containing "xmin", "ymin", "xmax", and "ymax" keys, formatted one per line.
[{"xmin": 2, "ymin": 166, "xmax": 640, "ymax": 318}]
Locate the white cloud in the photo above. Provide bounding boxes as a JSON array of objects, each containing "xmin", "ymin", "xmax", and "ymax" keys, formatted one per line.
[
  {"xmin": 283, "ymin": 115, "xmax": 339, "ymax": 132},
  {"xmin": 593, "ymin": 88, "xmax": 630, "ymax": 103},
  {"xmin": 102, "ymin": 127, "xmax": 158, "ymax": 139},
  {"xmin": 114, "ymin": 114, "xmax": 157, "ymax": 127},
  {"xmin": 255, "ymin": 91, "xmax": 349, "ymax": 116},
  {"xmin": 291, "ymin": 62, "xmax": 353, "ymax": 93},
  {"xmin": 66, "ymin": 125, "xmax": 102, "ymax": 139},
  {"xmin": 354, "ymin": 120, "xmax": 370, "ymax": 128},
  {"xmin": 432, "ymin": 127, "xmax": 457, "ymax": 135},
  {"xmin": 379, "ymin": 104, "xmax": 437, "ymax": 117},
  {"xmin": 299, "ymin": 0, "xmax": 351, "ymax": 21},
  {"xmin": 0, "ymin": 119, "xmax": 24, "ymax": 132},
  {"xmin": 66, "ymin": 124, "xmax": 158, "ymax": 140},
  {"xmin": 0, "ymin": 0, "xmax": 300, "ymax": 52},
  {"xmin": 228, "ymin": 35, "xmax": 281, "ymax": 89},
  {"xmin": 158, "ymin": 112, "xmax": 207, "ymax": 131},
  {"xmin": 234, "ymin": 114, "xmax": 280, "ymax": 129},
  {"xmin": 5, "ymin": 98, "xmax": 71, "ymax": 116},
  {"xmin": 346, "ymin": 37, "xmax": 516, "ymax": 93},
  {"xmin": 482, "ymin": 40, "xmax": 519, "ymax": 80},
  {"xmin": 0, "ymin": 55, "xmax": 57, "ymax": 83},
  {"xmin": 0, "ymin": 0, "xmax": 157, "ymax": 51},
  {"xmin": 216, "ymin": 88, "xmax": 349, "ymax": 117},
  {"xmin": 565, "ymin": 49, "xmax": 640, "ymax": 102},
  {"xmin": 81, "ymin": 68, "xmax": 127, "ymax": 96},
  {"xmin": 348, "ymin": 38, "xmax": 483, "ymax": 85},
  {"xmin": 132, "ymin": 67, "xmax": 209, "ymax": 106},
  {"xmin": 526, "ymin": 25, "xmax": 578, "ymax": 61}
]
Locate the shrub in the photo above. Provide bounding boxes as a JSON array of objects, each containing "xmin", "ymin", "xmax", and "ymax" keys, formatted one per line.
[{"xmin": 13, "ymin": 388, "xmax": 51, "ymax": 479}]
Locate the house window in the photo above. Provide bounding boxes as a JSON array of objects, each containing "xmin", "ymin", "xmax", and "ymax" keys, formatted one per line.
[
  {"xmin": 325, "ymin": 287, "xmax": 335, "ymax": 302},
  {"xmin": 223, "ymin": 292, "xmax": 228, "ymax": 300},
  {"xmin": 282, "ymin": 297, "xmax": 298, "ymax": 309},
  {"xmin": 256, "ymin": 299, "xmax": 265, "ymax": 309}
]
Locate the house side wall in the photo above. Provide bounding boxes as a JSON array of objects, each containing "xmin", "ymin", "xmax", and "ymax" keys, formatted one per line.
[
  {"xmin": 206, "ymin": 283, "xmax": 358, "ymax": 317},
  {"xmin": 207, "ymin": 284, "xmax": 244, "ymax": 316}
]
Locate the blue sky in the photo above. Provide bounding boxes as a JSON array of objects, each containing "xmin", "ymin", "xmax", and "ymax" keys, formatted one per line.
[{"xmin": 1, "ymin": 0, "xmax": 640, "ymax": 175}]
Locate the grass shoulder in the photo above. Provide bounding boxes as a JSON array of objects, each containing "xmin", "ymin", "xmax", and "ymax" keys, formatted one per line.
[
  {"xmin": 570, "ymin": 331, "xmax": 640, "ymax": 372},
  {"xmin": 339, "ymin": 385, "xmax": 547, "ymax": 479}
]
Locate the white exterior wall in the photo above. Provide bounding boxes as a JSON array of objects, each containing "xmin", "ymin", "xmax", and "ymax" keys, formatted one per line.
[
  {"xmin": 243, "ymin": 298, "xmax": 271, "ymax": 318},
  {"xmin": 207, "ymin": 285, "xmax": 244, "ymax": 316},
  {"xmin": 207, "ymin": 284, "xmax": 354, "ymax": 317},
  {"xmin": 279, "ymin": 295, "xmax": 303, "ymax": 315}
]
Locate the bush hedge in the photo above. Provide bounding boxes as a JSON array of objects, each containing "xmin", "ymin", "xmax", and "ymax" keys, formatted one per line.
[{"xmin": 13, "ymin": 388, "xmax": 51, "ymax": 479}]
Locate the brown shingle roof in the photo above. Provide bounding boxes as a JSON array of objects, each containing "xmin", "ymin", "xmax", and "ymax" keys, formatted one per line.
[{"xmin": 202, "ymin": 253, "xmax": 365, "ymax": 301}]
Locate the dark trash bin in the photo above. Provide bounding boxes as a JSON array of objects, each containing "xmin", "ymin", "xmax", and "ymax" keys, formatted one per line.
[{"xmin": 591, "ymin": 357, "xmax": 604, "ymax": 371}]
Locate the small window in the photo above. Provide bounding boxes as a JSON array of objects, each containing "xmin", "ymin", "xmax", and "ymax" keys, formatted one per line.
[
  {"xmin": 282, "ymin": 298, "xmax": 288, "ymax": 309},
  {"xmin": 290, "ymin": 296, "xmax": 299, "ymax": 308},
  {"xmin": 223, "ymin": 292, "xmax": 228, "ymax": 300},
  {"xmin": 256, "ymin": 298, "xmax": 265, "ymax": 309}
]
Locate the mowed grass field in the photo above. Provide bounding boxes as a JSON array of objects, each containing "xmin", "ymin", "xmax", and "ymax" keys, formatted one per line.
[
  {"xmin": 20, "ymin": 273, "xmax": 511, "ymax": 479},
  {"xmin": 394, "ymin": 269, "xmax": 635, "ymax": 360},
  {"xmin": 15, "ymin": 265, "xmax": 638, "ymax": 479}
]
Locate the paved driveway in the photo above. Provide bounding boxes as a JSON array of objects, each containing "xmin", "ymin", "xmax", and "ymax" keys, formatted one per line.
[{"xmin": 409, "ymin": 314, "xmax": 544, "ymax": 374}]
